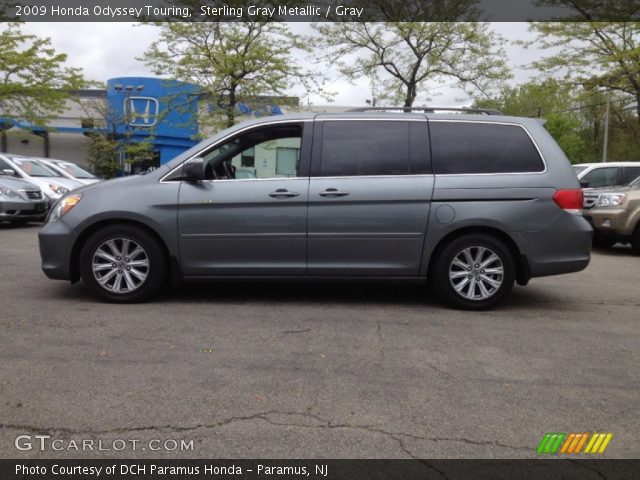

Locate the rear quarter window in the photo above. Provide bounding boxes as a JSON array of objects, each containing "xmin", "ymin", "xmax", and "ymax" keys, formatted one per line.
[{"xmin": 430, "ymin": 122, "xmax": 545, "ymax": 174}]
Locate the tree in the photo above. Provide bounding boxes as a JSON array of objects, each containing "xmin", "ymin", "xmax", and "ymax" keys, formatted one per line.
[
  {"xmin": 529, "ymin": 3, "xmax": 640, "ymax": 122},
  {"xmin": 0, "ymin": 23, "xmax": 84, "ymax": 126},
  {"xmin": 140, "ymin": 21, "xmax": 326, "ymax": 129},
  {"xmin": 79, "ymin": 86, "xmax": 155, "ymax": 178},
  {"xmin": 313, "ymin": 13, "xmax": 511, "ymax": 107}
]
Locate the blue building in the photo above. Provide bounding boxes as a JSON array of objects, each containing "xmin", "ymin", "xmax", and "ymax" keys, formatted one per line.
[{"xmin": 0, "ymin": 76, "xmax": 298, "ymax": 171}]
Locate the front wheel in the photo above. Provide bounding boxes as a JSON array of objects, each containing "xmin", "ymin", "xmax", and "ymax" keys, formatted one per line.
[
  {"xmin": 431, "ymin": 234, "xmax": 515, "ymax": 310},
  {"xmin": 79, "ymin": 225, "xmax": 167, "ymax": 302}
]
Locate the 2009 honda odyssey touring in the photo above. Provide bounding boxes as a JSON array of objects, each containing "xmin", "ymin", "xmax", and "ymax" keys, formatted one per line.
[{"xmin": 39, "ymin": 109, "xmax": 592, "ymax": 309}]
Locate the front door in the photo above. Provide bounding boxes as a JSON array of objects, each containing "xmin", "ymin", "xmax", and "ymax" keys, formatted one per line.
[{"xmin": 178, "ymin": 121, "xmax": 311, "ymax": 277}]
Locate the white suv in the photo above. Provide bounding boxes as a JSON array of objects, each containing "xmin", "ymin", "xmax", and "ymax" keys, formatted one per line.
[{"xmin": 574, "ymin": 162, "xmax": 640, "ymax": 189}]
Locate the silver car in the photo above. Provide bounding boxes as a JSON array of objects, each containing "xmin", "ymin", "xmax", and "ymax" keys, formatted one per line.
[
  {"xmin": 0, "ymin": 155, "xmax": 84, "ymax": 203},
  {"xmin": 39, "ymin": 110, "xmax": 592, "ymax": 309},
  {"xmin": 0, "ymin": 172, "xmax": 47, "ymax": 224},
  {"xmin": 35, "ymin": 158, "xmax": 100, "ymax": 186}
]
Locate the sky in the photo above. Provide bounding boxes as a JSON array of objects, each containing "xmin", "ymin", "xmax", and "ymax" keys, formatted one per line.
[{"xmin": 22, "ymin": 22, "xmax": 546, "ymax": 107}]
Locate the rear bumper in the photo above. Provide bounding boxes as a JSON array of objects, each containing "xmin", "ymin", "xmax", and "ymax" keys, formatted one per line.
[
  {"xmin": 517, "ymin": 213, "xmax": 593, "ymax": 278},
  {"xmin": 38, "ymin": 220, "xmax": 74, "ymax": 280}
]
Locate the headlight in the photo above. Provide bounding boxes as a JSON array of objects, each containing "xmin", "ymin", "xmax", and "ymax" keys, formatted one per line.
[
  {"xmin": 49, "ymin": 183, "xmax": 69, "ymax": 196},
  {"xmin": 48, "ymin": 194, "xmax": 82, "ymax": 223},
  {"xmin": 596, "ymin": 193, "xmax": 626, "ymax": 207},
  {"xmin": 0, "ymin": 185, "xmax": 22, "ymax": 199}
]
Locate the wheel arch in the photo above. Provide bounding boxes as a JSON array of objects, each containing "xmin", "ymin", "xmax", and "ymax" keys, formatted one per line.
[
  {"xmin": 427, "ymin": 226, "xmax": 530, "ymax": 286},
  {"xmin": 69, "ymin": 218, "xmax": 178, "ymax": 284}
]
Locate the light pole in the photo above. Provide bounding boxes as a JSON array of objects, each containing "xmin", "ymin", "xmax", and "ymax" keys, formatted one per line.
[{"xmin": 602, "ymin": 89, "xmax": 610, "ymax": 163}]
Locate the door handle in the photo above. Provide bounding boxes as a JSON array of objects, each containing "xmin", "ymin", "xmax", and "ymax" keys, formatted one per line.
[
  {"xmin": 319, "ymin": 188, "xmax": 350, "ymax": 198},
  {"xmin": 269, "ymin": 189, "xmax": 300, "ymax": 198}
]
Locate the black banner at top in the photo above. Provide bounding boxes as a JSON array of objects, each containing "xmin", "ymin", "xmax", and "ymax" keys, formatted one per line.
[{"xmin": 3, "ymin": 0, "xmax": 640, "ymax": 22}]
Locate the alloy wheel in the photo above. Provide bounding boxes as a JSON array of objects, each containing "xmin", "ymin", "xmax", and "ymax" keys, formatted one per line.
[
  {"xmin": 448, "ymin": 246, "xmax": 504, "ymax": 301},
  {"xmin": 91, "ymin": 238, "xmax": 150, "ymax": 294}
]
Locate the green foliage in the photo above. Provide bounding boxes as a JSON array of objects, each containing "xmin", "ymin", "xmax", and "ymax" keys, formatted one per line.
[
  {"xmin": 140, "ymin": 21, "xmax": 328, "ymax": 130},
  {"xmin": 87, "ymin": 134, "xmax": 155, "ymax": 179},
  {"xmin": 86, "ymin": 135, "xmax": 120, "ymax": 179},
  {"xmin": 544, "ymin": 113, "xmax": 590, "ymax": 162},
  {"xmin": 0, "ymin": 23, "xmax": 84, "ymax": 125},
  {"xmin": 313, "ymin": 18, "xmax": 511, "ymax": 107},
  {"xmin": 528, "ymin": 15, "xmax": 640, "ymax": 121}
]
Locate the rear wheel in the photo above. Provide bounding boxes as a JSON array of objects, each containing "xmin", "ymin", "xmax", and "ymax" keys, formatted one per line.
[
  {"xmin": 432, "ymin": 234, "xmax": 515, "ymax": 310},
  {"xmin": 79, "ymin": 225, "xmax": 167, "ymax": 302}
]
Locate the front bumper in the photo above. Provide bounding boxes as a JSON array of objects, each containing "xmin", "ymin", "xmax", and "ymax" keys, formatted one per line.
[
  {"xmin": 0, "ymin": 199, "xmax": 47, "ymax": 221},
  {"xmin": 582, "ymin": 207, "xmax": 634, "ymax": 237},
  {"xmin": 39, "ymin": 220, "xmax": 75, "ymax": 280}
]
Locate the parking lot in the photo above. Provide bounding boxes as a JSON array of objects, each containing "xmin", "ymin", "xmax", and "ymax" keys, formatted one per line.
[{"xmin": 1, "ymin": 223, "xmax": 638, "ymax": 459}]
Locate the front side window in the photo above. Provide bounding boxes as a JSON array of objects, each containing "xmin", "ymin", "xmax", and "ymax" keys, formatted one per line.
[
  {"xmin": 318, "ymin": 121, "xmax": 422, "ymax": 177},
  {"xmin": 431, "ymin": 122, "xmax": 545, "ymax": 174},
  {"xmin": 201, "ymin": 124, "xmax": 302, "ymax": 180},
  {"xmin": 582, "ymin": 167, "xmax": 618, "ymax": 188}
]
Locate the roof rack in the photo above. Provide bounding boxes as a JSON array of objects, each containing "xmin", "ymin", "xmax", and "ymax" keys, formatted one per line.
[{"xmin": 346, "ymin": 106, "xmax": 503, "ymax": 115}]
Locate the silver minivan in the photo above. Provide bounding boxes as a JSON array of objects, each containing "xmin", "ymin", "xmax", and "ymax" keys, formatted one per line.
[{"xmin": 39, "ymin": 110, "xmax": 592, "ymax": 309}]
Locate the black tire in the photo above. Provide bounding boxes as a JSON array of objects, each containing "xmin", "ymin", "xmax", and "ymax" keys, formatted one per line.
[
  {"xmin": 632, "ymin": 225, "xmax": 640, "ymax": 256},
  {"xmin": 592, "ymin": 236, "xmax": 616, "ymax": 249},
  {"xmin": 79, "ymin": 225, "xmax": 167, "ymax": 302},
  {"xmin": 431, "ymin": 234, "xmax": 515, "ymax": 310}
]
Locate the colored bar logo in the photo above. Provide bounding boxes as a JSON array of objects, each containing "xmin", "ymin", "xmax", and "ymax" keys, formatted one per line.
[{"xmin": 537, "ymin": 433, "xmax": 613, "ymax": 454}]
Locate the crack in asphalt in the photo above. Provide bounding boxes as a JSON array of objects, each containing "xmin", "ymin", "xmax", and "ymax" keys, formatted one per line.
[
  {"xmin": 0, "ymin": 410, "xmax": 530, "ymax": 456},
  {"xmin": 376, "ymin": 321, "xmax": 385, "ymax": 365}
]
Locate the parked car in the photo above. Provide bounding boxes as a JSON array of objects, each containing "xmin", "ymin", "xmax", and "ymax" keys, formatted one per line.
[
  {"xmin": 582, "ymin": 175, "xmax": 640, "ymax": 253},
  {"xmin": 35, "ymin": 158, "xmax": 100, "ymax": 185},
  {"xmin": 0, "ymin": 171, "xmax": 47, "ymax": 224},
  {"xmin": 574, "ymin": 162, "xmax": 640, "ymax": 189},
  {"xmin": 39, "ymin": 109, "xmax": 592, "ymax": 309},
  {"xmin": 0, "ymin": 154, "xmax": 83, "ymax": 204}
]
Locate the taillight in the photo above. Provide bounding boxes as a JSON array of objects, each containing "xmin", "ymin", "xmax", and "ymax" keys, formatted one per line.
[{"xmin": 553, "ymin": 189, "xmax": 583, "ymax": 214}]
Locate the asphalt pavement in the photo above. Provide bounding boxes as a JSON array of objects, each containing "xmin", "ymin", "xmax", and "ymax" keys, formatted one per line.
[{"xmin": 1, "ymin": 224, "xmax": 638, "ymax": 459}]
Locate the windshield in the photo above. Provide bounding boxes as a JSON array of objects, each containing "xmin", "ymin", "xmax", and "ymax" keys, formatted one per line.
[
  {"xmin": 573, "ymin": 165, "xmax": 588, "ymax": 176},
  {"xmin": 54, "ymin": 162, "xmax": 96, "ymax": 179},
  {"xmin": 628, "ymin": 175, "xmax": 640, "ymax": 188},
  {"xmin": 10, "ymin": 157, "xmax": 63, "ymax": 177}
]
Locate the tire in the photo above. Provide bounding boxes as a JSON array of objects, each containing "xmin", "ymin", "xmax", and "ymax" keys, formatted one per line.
[
  {"xmin": 79, "ymin": 225, "xmax": 167, "ymax": 302},
  {"xmin": 632, "ymin": 225, "xmax": 640, "ymax": 256},
  {"xmin": 431, "ymin": 234, "xmax": 515, "ymax": 310},
  {"xmin": 592, "ymin": 236, "xmax": 616, "ymax": 249}
]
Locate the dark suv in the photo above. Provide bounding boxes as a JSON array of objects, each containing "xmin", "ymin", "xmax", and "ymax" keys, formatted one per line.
[{"xmin": 39, "ymin": 109, "xmax": 592, "ymax": 309}]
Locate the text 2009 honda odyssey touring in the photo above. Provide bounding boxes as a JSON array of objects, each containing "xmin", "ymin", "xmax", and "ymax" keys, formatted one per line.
[{"xmin": 39, "ymin": 109, "xmax": 592, "ymax": 309}]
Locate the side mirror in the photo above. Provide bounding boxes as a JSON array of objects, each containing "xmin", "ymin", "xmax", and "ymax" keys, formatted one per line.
[
  {"xmin": 2, "ymin": 168, "xmax": 16, "ymax": 177},
  {"xmin": 182, "ymin": 157, "xmax": 204, "ymax": 181},
  {"xmin": 579, "ymin": 180, "xmax": 589, "ymax": 188}
]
